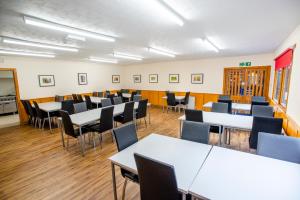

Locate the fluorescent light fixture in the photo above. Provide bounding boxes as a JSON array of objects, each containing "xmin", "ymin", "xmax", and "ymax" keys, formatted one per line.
[
  {"xmin": 66, "ymin": 34, "xmax": 86, "ymax": 41},
  {"xmin": 0, "ymin": 49, "xmax": 55, "ymax": 58},
  {"xmin": 203, "ymin": 38, "xmax": 219, "ymax": 53},
  {"xmin": 157, "ymin": 0, "xmax": 184, "ymax": 26},
  {"xmin": 148, "ymin": 47, "xmax": 176, "ymax": 57},
  {"xmin": 3, "ymin": 38, "xmax": 78, "ymax": 52},
  {"xmin": 113, "ymin": 52, "xmax": 143, "ymax": 61},
  {"xmin": 88, "ymin": 57, "xmax": 118, "ymax": 64},
  {"xmin": 24, "ymin": 16, "xmax": 115, "ymax": 42}
]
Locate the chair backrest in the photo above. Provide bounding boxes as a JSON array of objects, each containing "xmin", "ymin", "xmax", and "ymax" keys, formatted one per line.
[
  {"xmin": 74, "ymin": 102, "xmax": 87, "ymax": 113},
  {"xmin": 33, "ymin": 101, "xmax": 43, "ymax": 119},
  {"xmin": 98, "ymin": 106, "xmax": 114, "ymax": 133},
  {"xmin": 218, "ymin": 99, "xmax": 232, "ymax": 114},
  {"xmin": 113, "ymin": 123, "xmax": 138, "ymax": 151},
  {"xmin": 134, "ymin": 153, "xmax": 179, "ymax": 200},
  {"xmin": 61, "ymin": 100, "xmax": 74, "ymax": 114},
  {"xmin": 21, "ymin": 100, "xmax": 30, "ymax": 115},
  {"xmin": 123, "ymin": 101, "xmax": 135, "ymax": 123},
  {"xmin": 77, "ymin": 94, "xmax": 84, "ymax": 103},
  {"xmin": 108, "ymin": 94, "xmax": 116, "ymax": 103},
  {"xmin": 133, "ymin": 95, "xmax": 142, "ymax": 102},
  {"xmin": 131, "ymin": 91, "xmax": 137, "ymax": 101},
  {"xmin": 25, "ymin": 100, "xmax": 35, "ymax": 117},
  {"xmin": 250, "ymin": 101, "xmax": 269, "ymax": 114},
  {"xmin": 84, "ymin": 95, "xmax": 93, "ymax": 110},
  {"xmin": 257, "ymin": 132, "xmax": 300, "ymax": 164},
  {"xmin": 59, "ymin": 110, "xmax": 76, "ymax": 137},
  {"xmin": 72, "ymin": 94, "xmax": 78, "ymax": 103},
  {"xmin": 101, "ymin": 98, "xmax": 112, "ymax": 107},
  {"xmin": 113, "ymin": 96, "xmax": 123, "ymax": 105},
  {"xmin": 219, "ymin": 95, "xmax": 230, "ymax": 100},
  {"xmin": 136, "ymin": 99, "xmax": 148, "ymax": 119},
  {"xmin": 250, "ymin": 116, "xmax": 283, "ymax": 149},
  {"xmin": 252, "ymin": 105, "xmax": 274, "ymax": 117},
  {"xmin": 212, "ymin": 102, "xmax": 228, "ymax": 113},
  {"xmin": 184, "ymin": 92, "xmax": 190, "ymax": 105},
  {"xmin": 117, "ymin": 91, "xmax": 122, "ymax": 97},
  {"xmin": 55, "ymin": 95, "xmax": 64, "ymax": 102},
  {"xmin": 181, "ymin": 121, "xmax": 210, "ymax": 144},
  {"xmin": 105, "ymin": 90, "xmax": 111, "ymax": 97},
  {"xmin": 167, "ymin": 93, "xmax": 176, "ymax": 106},
  {"xmin": 252, "ymin": 96, "xmax": 265, "ymax": 102},
  {"xmin": 185, "ymin": 109, "xmax": 203, "ymax": 122}
]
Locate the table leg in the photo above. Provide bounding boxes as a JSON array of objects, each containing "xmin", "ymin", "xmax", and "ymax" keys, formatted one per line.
[
  {"xmin": 179, "ymin": 120, "xmax": 182, "ymax": 138},
  {"xmin": 148, "ymin": 106, "xmax": 151, "ymax": 124},
  {"xmin": 218, "ymin": 125, "xmax": 223, "ymax": 146},
  {"xmin": 79, "ymin": 127, "xmax": 85, "ymax": 156},
  {"xmin": 111, "ymin": 162, "xmax": 118, "ymax": 200},
  {"xmin": 47, "ymin": 112, "xmax": 52, "ymax": 132}
]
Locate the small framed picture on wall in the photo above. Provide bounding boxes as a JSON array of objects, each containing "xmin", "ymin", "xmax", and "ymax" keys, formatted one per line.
[
  {"xmin": 169, "ymin": 74, "xmax": 179, "ymax": 83},
  {"xmin": 112, "ymin": 75, "xmax": 120, "ymax": 83},
  {"xmin": 78, "ymin": 73, "xmax": 88, "ymax": 85},
  {"xmin": 191, "ymin": 73, "xmax": 204, "ymax": 84},
  {"xmin": 38, "ymin": 75, "xmax": 55, "ymax": 87},
  {"xmin": 149, "ymin": 74, "xmax": 158, "ymax": 83},
  {"xmin": 133, "ymin": 75, "xmax": 141, "ymax": 83}
]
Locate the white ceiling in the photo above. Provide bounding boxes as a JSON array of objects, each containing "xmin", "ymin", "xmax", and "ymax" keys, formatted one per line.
[{"xmin": 0, "ymin": 0, "xmax": 300, "ymax": 65}]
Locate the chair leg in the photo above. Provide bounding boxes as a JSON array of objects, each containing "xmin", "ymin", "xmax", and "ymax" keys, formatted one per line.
[
  {"xmin": 67, "ymin": 135, "xmax": 70, "ymax": 150},
  {"xmin": 122, "ymin": 178, "xmax": 128, "ymax": 200},
  {"xmin": 99, "ymin": 133, "xmax": 103, "ymax": 149},
  {"xmin": 144, "ymin": 117, "xmax": 147, "ymax": 128},
  {"xmin": 42, "ymin": 119, "xmax": 46, "ymax": 130}
]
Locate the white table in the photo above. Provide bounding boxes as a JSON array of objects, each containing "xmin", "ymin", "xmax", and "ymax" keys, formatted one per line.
[
  {"xmin": 178, "ymin": 111, "xmax": 253, "ymax": 144},
  {"xmin": 162, "ymin": 95, "xmax": 185, "ymax": 112},
  {"xmin": 89, "ymin": 96, "xmax": 107, "ymax": 108},
  {"xmin": 37, "ymin": 102, "xmax": 61, "ymax": 132},
  {"xmin": 189, "ymin": 146, "xmax": 300, "ymax": 200},
  {"xmin": 109, "ymin": 134, "xmax": 213, "ymax": 200},
  {"xmin": 203, "ymin": 101, "xmax": 251, "ymax": 113}
]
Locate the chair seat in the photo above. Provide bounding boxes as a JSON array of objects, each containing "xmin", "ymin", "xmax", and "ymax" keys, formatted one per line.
[
  {"xmin": 121, "ymin": 168, "xmax": 139, "ymax": 183},
  {"xmin": 210, "ymin": 125, "xmax": 222, "ymax": 133},
  {"xmin": 72, "ymin": 127, "xmax": 90, "ymax": 138},
  {"xmin": 114, "ymin": 115, "xmax": 125, "ymax": 123},
  {"xmin": 88, "ymin": 123, "xmax": 108, "ymax": 133}
]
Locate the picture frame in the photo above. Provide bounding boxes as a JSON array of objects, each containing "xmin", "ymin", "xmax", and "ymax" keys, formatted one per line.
[
  {"xmin": 112, "ymin": 75, "xmax": 120, "ymax": 83},
  {"xmin": 38, "ymin": 75, "xmax": 55, "ymax": 87},
  {"xmin": 191, "ymin": 73, "xmax": 204, "ymax": 84},
  {"xmin": 149, "ymin": 74, "xmax": 158, "ymax": 83},
  {"xmin": 78, "ymin": 73, "xmax": 88, "ymax": 85},
  {"xmin": 133, "ymin": 75, "xmax": 141, "ymax": 83},
  {"xmin": 169, "ymin": 74, "xmax": 179, "ymax": 83}
]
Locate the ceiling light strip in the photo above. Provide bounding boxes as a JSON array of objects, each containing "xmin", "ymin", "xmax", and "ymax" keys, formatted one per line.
[
  {"xmin": 24, "ymin": 16, "xmax": 115, "ymax": 42},
  {"xmin": 3, "ymin": 38, "xmax": 78, "ymax": 52},
  {"xmin": 0, "ymin": 49, "xmax": 55, "ymax": 58},
  {"xmin": 158, "ymin": 0, "xmax": 184, "ymax": 26},
  {"xmin": 67, "ymin": 34, "xmax": 86, "ymax": 41},
  {"xmin": 113, "ymin": 52, "xmax": 143, "ymax": 61},
  {"xmin": 89, "ymin": 57, "xmax": 118, "ymax": 64},
  {"xmin": 204, "ymin": 38, "xmax": 219, "ymax": 53},
  {"xmin": 148, "ymin": 47, "xmax": 175, "ymax": 57}
]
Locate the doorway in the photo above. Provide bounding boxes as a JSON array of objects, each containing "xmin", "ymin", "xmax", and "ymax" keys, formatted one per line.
[{"xmin": 0, "ymin": 68, "xmax": 21, "ymax": 128}]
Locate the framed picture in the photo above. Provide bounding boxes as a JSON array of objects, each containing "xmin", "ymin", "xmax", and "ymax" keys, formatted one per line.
[
  {"xmin": 133, "ymin": 75, "xmax": 141, "ymax": 83},
  {"xmin": 149, "ymin": 74, "xmax": 158, "ymax": 83},
  {"xmin": 191, "ymin": 73, "xmax": 204, "ymax": 84},
  {"xmin": 78, "ymin": 73, "xmax": 88, "ymax": 85},
  {"xmin": 169, "ymin": 74, "xmax": 179, "ymax": 83},
  {"xmin": 112, "ymin": 75, "xmax": 120, "ymax": 83},
  {"xmin": 38, "ymin": 75, "xmax": 55, "ymax": 87}
]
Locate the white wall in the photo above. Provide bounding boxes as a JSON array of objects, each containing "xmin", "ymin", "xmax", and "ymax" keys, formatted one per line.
[
  {"xmin": 275, "ymin": 25, "xmax": 300, "ymax": 124},
  {"xmin": 0, "ymin": 56, "xmax": 122, "ymax": 99},
  {"xmin": 122, "ymin": 53, "xmax": 275, "ymax": 95}
]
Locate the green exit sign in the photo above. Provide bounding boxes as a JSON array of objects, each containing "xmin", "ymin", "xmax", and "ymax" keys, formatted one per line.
[{"xmin": 239, "ymin": 62, "xmax": 251, "ymax": 67}]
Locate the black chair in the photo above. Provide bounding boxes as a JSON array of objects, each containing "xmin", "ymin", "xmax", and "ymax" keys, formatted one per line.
[
  {"xmin": 84, "ymin": 95, "xmax": 95, "ymax": 110},
  {"xmin": 114, "ymin": 101, "xmax": 135, "ymax": 125},
  {"xmin": 73, "ymin": 102, "xmax": 87, "ymax": 113},
  {"xmin": 108, "ymin": 94, "xmax": 116, "ymax": 104},
  {"xmin": 136, "ymin": 99, "xmax": 148, "ymax": 127},
  {"xmin": 250, "ymin": 101, "xmax": 269, "ymax": 115},
  {"xmin": 181, "ymin": 121, "xmax": 210, "ymax": 144},
  {"xmin": 185, "ymin": 109, "xmax": 203, "ymax": 122},
  {"xmin": 89, "ymin": 106, "xmax": 114, "ymax": 148},
  {"xmin": 101, "ymin": 98, "xmax": 112, "ymax": 107},
  {"xmin": 252, "ymin": 96, "xmax": 265, "ymax": 102},
  {"xmin": 252, "ymin": 105, "xmax": 274, "ymax": 117},
  {"xmin": 218, "ymin": 99, "xmax": 232, "ymax": 114},
  {"xmin": 210, "ymin": 102, "xmax": 228, "ymax": 135},
  {"xmin": 61, "ymin": 100, "xmax": 74, "ymax": 115},
  {"xmin": 72, "ymin": 94, "xmax": 78, "ymax": 103},
  {"xmin": 130, "ymin": 91, "xmax": 137, "ymax": 101},
  {"xmin": 55, "ymin": 95, "xmax": 64, "ymax": 102},
  {"xmin": 113, "ymin": 123, "xmax": 139, "ymax": 200},
  {"xmin": 179, "ymin": 92, "xmax": 190, "ymax": 110},
  {"xmin": 25, "ymin": 100, "xmax": 37, "ymax": 126},
  {"xmin": 134, "ymin": 153, "xmax": 180, "ymax": 200},
  {"xmin": 133, "ymin": 95, "xmax": 142, "ymax": 102},
  {"xmin": 105, "ymin": 90, "xmax": 111, "ymax": 97},
  {"xmin": 21, "ymin": 100, "xmax": 31, "ymax": 124},
  {"xmin": 113, "ymin": 96, "xmax": 123, "ymax": 105},
  {"xmin": 33, "ymin": 101, "xmax": 50, "ymax": 129},
  {"xmin": 77, "ymin": 94, "xmax": 84, "ymax": 103},
  {"xmin": 59, "ymin": 110, "xmax": 89, "ymax": 153},
  {"xmin": 166, "ymin": 93, "xmax": 179, "ymax": 112},
  {"xmin": 249, "ymin": 116, "xmax": 283, "ymax": 149}
]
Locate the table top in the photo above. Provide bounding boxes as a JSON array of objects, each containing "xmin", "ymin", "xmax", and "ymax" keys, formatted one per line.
[
  {"xmin": 203, "ymin": 101, "xmax": 251, "ymax": 111},
  {"xmin": 179, "ymin": 111, "xmax": 253, "ymax": 130},
  {"xmin": 109, "ymin": 133, "xmax": 212, "ymax": 194},
  {"xmin": 37, "ymin": 102, "xmax": 61, "ymax": 112},
  {"xmin": 162, "ymin": 95, "xmax": 185, "ymax": 100},
  {"xmin": 189, "ymin": 146, "xmax": 300, "ymax": 200},
  {"xmin": 89, "ymin": 96, "xmax": 107, "ymax": 104}
]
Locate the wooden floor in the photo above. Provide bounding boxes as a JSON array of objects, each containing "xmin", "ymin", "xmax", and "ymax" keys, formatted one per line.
[{"xmin": 0, "ymin": 107, "xmax": 250, "ymax": 200}]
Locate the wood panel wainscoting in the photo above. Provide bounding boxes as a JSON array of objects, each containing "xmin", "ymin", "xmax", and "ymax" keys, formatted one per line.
[{"xmin": 19, "ymin": 89, "xmax": 300, "ymax": 138}]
